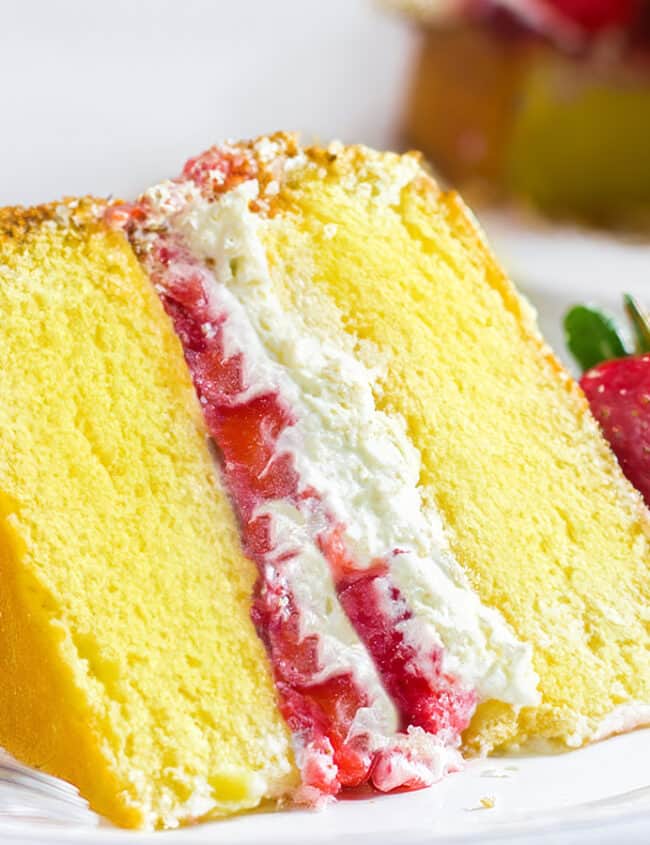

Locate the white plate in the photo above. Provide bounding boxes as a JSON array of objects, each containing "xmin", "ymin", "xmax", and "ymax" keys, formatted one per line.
[
  {"xmin": 1, "ymin": 729, "xmax": 650, "ymax": 845},
  {"xmin": 1, "ymin": 218, "xmax": 650, "ymax": 844}
]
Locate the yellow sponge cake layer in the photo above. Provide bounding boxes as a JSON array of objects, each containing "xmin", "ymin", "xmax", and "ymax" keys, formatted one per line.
[
  {"xmin": 0, "ymin": 202, "xmax": 296, "ymax": 829},
  {"xmin": 265, "ymin": 145, "xmax": 650, "ymax": 750},
  {"xmin": 130, "ymin": 134, "xmax": 650, "ymax": 767}
]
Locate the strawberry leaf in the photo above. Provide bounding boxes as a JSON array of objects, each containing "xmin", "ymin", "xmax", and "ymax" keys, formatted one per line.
[
  {"xmin": 623, "ymin": 294, "xmax": 650, "ymax": 354},
  {"xmin": 564, "ymin": 304, "xmax": 629, "ymax": 372}
]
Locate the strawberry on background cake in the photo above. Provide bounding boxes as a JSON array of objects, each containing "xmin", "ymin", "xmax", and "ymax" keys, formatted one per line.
[
  {"xmin": 388, "ymin": 0, "xmax": 650, "ymax": 227},
  {"xmin": 1, "ymin": 134, "xmax": 650, "ymax": 830}
]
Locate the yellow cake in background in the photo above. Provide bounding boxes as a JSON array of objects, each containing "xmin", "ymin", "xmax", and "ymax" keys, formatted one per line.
[
  {"xmin": 388, "ymin": 0, "xmax": 650, "ymax": 227},
  {"xmin": 1, "ymin": 136, "xmax": 650, "ymax": 830}
]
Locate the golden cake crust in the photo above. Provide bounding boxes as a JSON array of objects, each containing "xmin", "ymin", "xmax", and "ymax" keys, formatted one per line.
[{"xmin": 0, "ymin": 197, "xmax": 108, "ymax": 239}]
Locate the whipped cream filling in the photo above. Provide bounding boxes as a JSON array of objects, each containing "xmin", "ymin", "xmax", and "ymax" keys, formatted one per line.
[
  {"xmin": 157, "ymin": 246, "xmax": 403, "ymax": 757},
  {"xmin": 142, "ymin": 170, "xmax": 540, "ymax": 715}
]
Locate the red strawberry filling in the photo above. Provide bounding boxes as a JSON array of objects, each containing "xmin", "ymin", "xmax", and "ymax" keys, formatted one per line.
[{"xmin": 182, "ymin": 145, "xmax": 256, "ymax": 200}]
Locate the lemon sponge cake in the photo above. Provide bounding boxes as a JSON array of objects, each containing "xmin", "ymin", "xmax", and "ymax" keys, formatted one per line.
[
  {"xmin": 0, "ymin": 201, "xmax": 296, "ymax": 828},
  {"xmin": 115, "ymin": 133, "xmax": 650, "ymax": 794},
  {"xmin": 3, "ymin": 136, "xmax": 650, "ymax": 830}
]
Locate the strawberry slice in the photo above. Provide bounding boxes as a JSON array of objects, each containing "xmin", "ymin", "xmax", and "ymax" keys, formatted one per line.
[{"xmin": 565, "ymin": 294, "xmax": 650, "ymax": 506}]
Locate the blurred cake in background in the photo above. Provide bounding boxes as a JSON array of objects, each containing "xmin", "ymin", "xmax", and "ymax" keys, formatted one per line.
[{"xmin": 389, "ymin": 0, "xmax": 650, "ymax": 228}]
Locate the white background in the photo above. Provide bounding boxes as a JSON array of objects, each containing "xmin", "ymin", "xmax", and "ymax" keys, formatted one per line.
[
  {"xmin": 0, "ymin": 0, "xmax": 411, "ymax": 206},
  {"xmin": 2, "ymin": 0, "xmax": 647, "ymax": 317}
]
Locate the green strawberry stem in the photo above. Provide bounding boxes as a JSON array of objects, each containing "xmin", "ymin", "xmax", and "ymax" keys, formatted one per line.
[
  {"xmin": 564, "ymin": 294, "xmax": 650, "ymax": 373},
  {"xmin": 564, "ymin": 304, "xmax": 628, "ymax": 373},
  {"xmin": 623, "ymin": 294, "xmax": 650, "ymax": 355}
]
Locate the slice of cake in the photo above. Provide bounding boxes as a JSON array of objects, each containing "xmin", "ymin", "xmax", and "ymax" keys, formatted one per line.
[
  {"xmin": 0, "ymin": 201, "xmax": 297, "ymax": 829},
  {"xmin": 3, "ymin": 136, "xmax": 650, "ymax": 831},
  {"xmin": 116, "ymin": 132, "xmax": 650, "ymax": 770}
]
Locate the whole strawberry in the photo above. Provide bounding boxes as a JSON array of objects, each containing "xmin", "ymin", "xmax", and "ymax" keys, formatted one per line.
[
  {"xmin": 565, "ymin": 295, "xmax": 650, "ymax": 507},
  {"xmin": 580, "ymin": 356, "xmax": 650, "ymax": 506}
]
